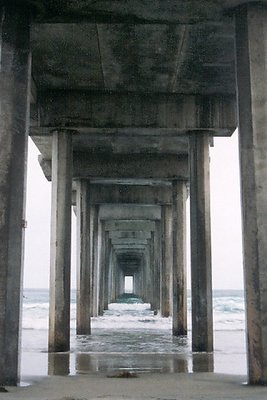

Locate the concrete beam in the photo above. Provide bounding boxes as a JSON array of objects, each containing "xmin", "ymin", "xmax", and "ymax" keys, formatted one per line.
[
  {"xmin": 99, "ymin": 205, "xmax": 161, "ymax": 220},
  {"xmin": 111, "ymin": 239, "xmax": 148, "ymax": 245},
  {"xmin": 32, "ymin": 129, "xmax": 189, "ymax": 157},
  {"xmin": 88, "ymin": 184, "xmax": 172, "ymax": 205},
  {"xmin": 114, "ymin": 249, "xmax": 145, "ymax": 255},
  {"xmin": 112, "ymin": 244, "xmax": 146, "ymax": 250},
  {"xmin": 109, "ymin": 231, "xmax": 152, "ymax": 239},
  {"xmin": 104, "ymin": 220, "xmax": 156, "ymax": 232},
  {"xmin": 39, "ymin": 153, "xmax": 188, "ymax": 181},
  {"xmin": 34, "ymin": 91, "xmax": 236, "ymax": 135},
  {"xmin": 31, "ymin": 1, "xmax": 234, "ymax": 24}
]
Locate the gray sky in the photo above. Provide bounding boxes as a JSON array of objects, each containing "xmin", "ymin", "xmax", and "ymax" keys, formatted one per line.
[{"xmin": 24, "ymin": 130, "xmax": 243, "ymax": 290}]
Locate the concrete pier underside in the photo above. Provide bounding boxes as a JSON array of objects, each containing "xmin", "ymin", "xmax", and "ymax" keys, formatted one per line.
[{"xmin": 0, "ymin": 0, "xmax": 267, "ymax": 387}]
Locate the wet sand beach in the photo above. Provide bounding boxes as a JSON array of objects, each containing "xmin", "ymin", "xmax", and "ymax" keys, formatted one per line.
[
  {"xmin": 1, "ymin": 330, "xmax": 262, "ymax": 400},
  {"xmin": 11, "ymin": 292, "xmax": 260, "ymax": 399},
  {"xmin": 1, "ymin": 371, "xmax": 267, "ymax": 400},
  {"xmin": 20, "ymin": 330, "xmax": 247, "ymax": 379}
]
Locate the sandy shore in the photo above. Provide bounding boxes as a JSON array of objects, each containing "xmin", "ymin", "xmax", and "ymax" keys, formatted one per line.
[
  {"xmin": 1, "ymin": 372, "xmax": 267, "ymax": 400},
  {"xmin": 6, "ymin": 328, "xmax": 257, "ymax": 399},
  {"xmin": 20, "ymin": 330, "xmax": 248, "ymax": 378}
]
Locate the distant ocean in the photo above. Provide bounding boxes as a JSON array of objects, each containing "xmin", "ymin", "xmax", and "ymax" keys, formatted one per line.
[
  {"xmin": 21, "ymin": 289, "xmax": 247, "ymax": 378},
  {"xmin": 22, "ymin": 288, "xmax": 245, "ymax": 333}
]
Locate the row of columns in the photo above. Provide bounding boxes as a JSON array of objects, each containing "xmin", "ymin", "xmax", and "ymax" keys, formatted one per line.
[
  {"xmin": 47, "ymin": 131, "xmax": 212, "ymax": 351},
  {"xmin": 1, "ymin": 2, "xmax": 267, "ymax": 385}
]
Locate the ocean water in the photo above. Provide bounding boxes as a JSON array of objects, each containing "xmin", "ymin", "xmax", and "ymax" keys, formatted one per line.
[
  {"xmin": 21, "ymin": 289, "xmax": 247, "ymax": 378},
  {"xmin": 22, "ymin": 289, "xmax": 245, "ymax": 333}
]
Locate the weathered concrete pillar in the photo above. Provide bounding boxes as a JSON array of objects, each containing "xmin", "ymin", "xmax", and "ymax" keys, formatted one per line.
[
  {"xmin": 154, "ymin": 222, "xmax": 161, "ymax": 312},
  {"xmin": 189, "ymin": 133, "xmax": 213, "ymax": 351},
  {"xmin": 172, "ymin": 180, "xmax": 187, "ymax": 336},
  {"xmin": 161, "ymin": 206, "xmax": 172, "ymax": 317},
  {"xmin": 0, "ymin": 6, "xmax": 31, "ymax": 385},
  {"xmin": 95, "ymin": 221, "xmax": 102, "ymax": 315},
  {"xmin": 98, "ymin": 229, "xmax": 111, "ymax": 312},
  {"xmin": 98, "ymin": 224, "xmax": 105, "ymax": 315},
  {"xmin": 138, "ymin": 265, "xmax": 143, "ymax": 299},
  {"xmin": 119, "ymin": 267, "xmax": 125, "ymax": 296},
  {"xmin": 108, "ymin": 241, "xmax": 114, "ymax": 303},
  {"xmin": 76, "ymin": 180, "xmax": 91, "ymax": 334},
  {"xmin": 49, "ymin": 130, "xmax": 73, "ymax": 352},
  {"xmin": 110, "ymin": 246, "xmax": 116, "ymax": 302},
  {"xmin": 135, "ymin": 269, "xmax": 142, "ymax": 298},
  {"xmin": 235, "ymin": 3, "xmax": 267, "ymax": 384},
  {"xmin": 150, "ymin": 238, "xmax": 158, "ymax": 312},
  {"xmin": 142, "ymin": 245, "xmax": 150, "ymax": 304},
  {"xmin": 141, "ymin": 253, "xmax": 148, "ymax": 302},
  {"xmin": 92, "ymin": 205, "xmax": 99, "ymax": 317},
  {"xmin": 103, "ymin": 235, "xmax": 111, "ymax": 310},
  {"xmin": 114, "ymin": 254, "xmax": 121, "ymax": 300}
]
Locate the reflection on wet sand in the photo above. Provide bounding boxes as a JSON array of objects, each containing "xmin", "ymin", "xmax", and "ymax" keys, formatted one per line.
[
  {"xmin": 48, "ymin": 353, "xmax": 70, "ymax": 376},
  {"xmin": 47, "ymin": 351, "xmax": 214, "ymax": 376},
  {"xmin": 192, "ymin": 352, "xmax": 214, "ymax": 373},
  {"xmin": 75, "ymin": 353, "xmax": 189, "ymax": 374}
]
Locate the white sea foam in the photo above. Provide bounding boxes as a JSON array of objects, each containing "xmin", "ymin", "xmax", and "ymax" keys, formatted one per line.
[
  {"xmin": 92, "ymin": 302, "xmax": 172, "ymax": 331},
  {"xmin": 22, "ymin": 289, "xmax": 245, "ymax": 332}
]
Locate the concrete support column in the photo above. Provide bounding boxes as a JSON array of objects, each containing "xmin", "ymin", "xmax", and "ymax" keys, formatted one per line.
[
  {"xmin": 98, "ymin": 224, "xmax": 105, "ymax": 315},
  {"xmin": 138, "ymin": 269, "xmax": 143, "ymax": 299},
  {"xmin": 144, "ymin": 245, "xmax": 151, "ymax": 304},
  {"xmin": 141, "ymin": 254, "xmax": 147, "ymax": 303},
  {"xmin": 98, "ymin": 229, "xmax": 111, "ymax": 312},
  {"xmin": 154, "ymin": 223, "xmax": 161, "ymax": 312},
  {"xmin": 92, "ymin": 206, "xmax": 99, "ymax": 317},
  {"xmin": 49, "ymin": 130, "xmax": 73, "ymax": 352},
  {"xmin": 150, "ymin": 234, "xmax": 158, "ymax": 312},
  {"xmin": 96, "ymin": 221, "xmax": 102, "ymax": 315},
  {"xmin": 119, "ymin": 267, "xmax": 125, "ymax": 296},
  {"xmin": 108, "ymin": 242, "xmax": 113, "ymax": 303},
  {"xmin": 110, "ymin": 246, "xmax": 116, "ymax": 302},
  {"xmin": 114, "ymin": 255, "xmax": 120, "ymax": 300},
  {"xmin": 189, "ymin": 133, "xmax": 213, "ymax": 351},
  {"xmin": 235, "ymin": 3, "xmax": 267, "ymax": 384},
  {"xmin": 103, "ymin": 235, "xmax": 111, "ymax": 310},
  {"xmin": 76, "ymin": 180, "xmax": 91, "ymax": 334},
  {"xmin": 161, "ymin": 206, "xmax": 173, "ymax": 317},
  {"xmin": 172, "ymin": 180, "xmax": 187, "ymax": 336},
  {"xmin": 0, "ymin": 6, "xmax": 31, "ymax": 385},
  {"xmin": 134, "ymin": 271, "xmax": 140, "ymax": 297}
]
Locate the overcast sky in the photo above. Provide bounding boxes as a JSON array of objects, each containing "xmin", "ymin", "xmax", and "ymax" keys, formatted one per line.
[{"xmin": 24, "ymin": 129, "xmax": 243, "ymax": 290}]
